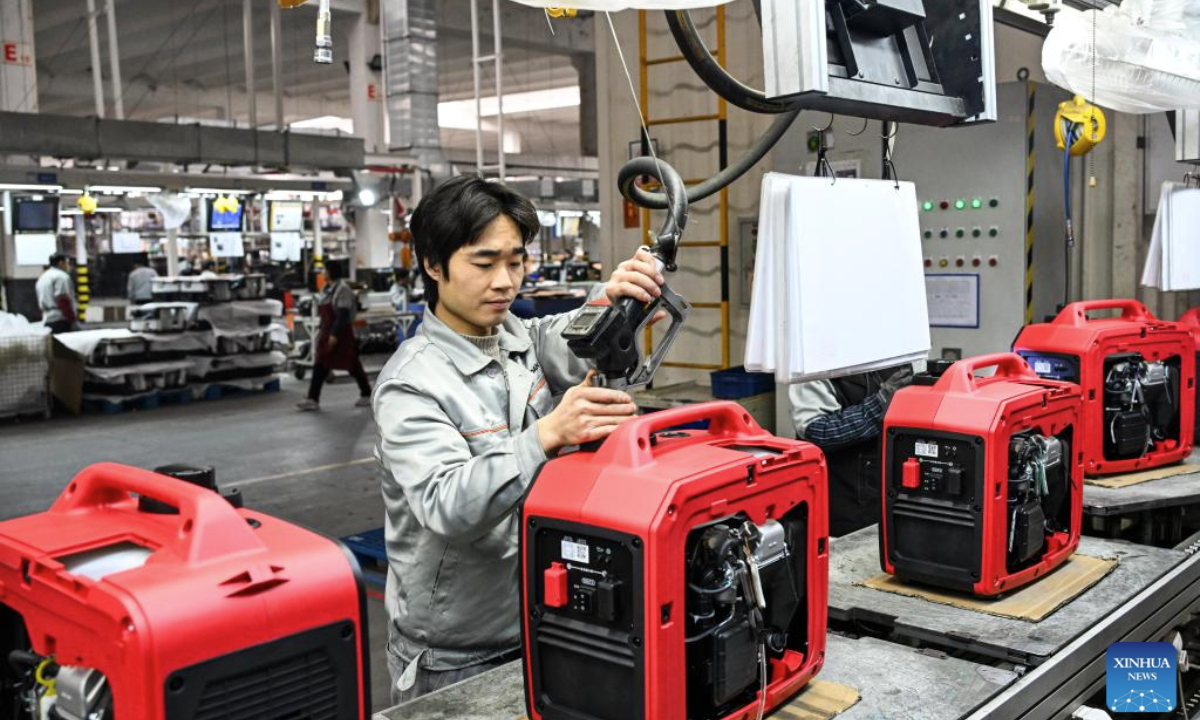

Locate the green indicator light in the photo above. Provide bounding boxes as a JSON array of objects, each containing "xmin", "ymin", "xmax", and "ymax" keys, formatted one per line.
[
  {"xmin": 971, "ymin": 198, "xmax": 983, "ymax": 209},
  {"xmin": 989, "ymin": 227, "xmax": 999, "ymax": 237},
  {"xmin": 955, "ymin": 199, "xmax": 966, "ymax": 210},
  {"xmin": 955, "ymin": 228, "xmax": 965, "ymax": 238},
  {"xmin": 989, "ymin": 198, "xmax": 999, "ymax": 208},
  {"xmin": 924, "ymin": 229, "xmax": 932, "ymax": 238},
  {"xmin": 972, "ymin": 228, "xmax": 981, "ymax": 237},
  {"xmin": 922, "ymin": 201, "xmax": 934, "ymax": 211}
]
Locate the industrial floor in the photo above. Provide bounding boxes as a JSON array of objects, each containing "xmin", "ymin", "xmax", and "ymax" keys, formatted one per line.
[{"xmin": 0, "ymin": 359, "xmax": 396, "ymax": 712}]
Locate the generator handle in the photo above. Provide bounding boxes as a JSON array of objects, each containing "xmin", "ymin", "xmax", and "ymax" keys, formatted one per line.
[
  {"xmin": 1055, "ymin": 299, "xmax": 1153, "ymax": 326},
  {"xmin": 940, "ymin": 353, "xmax": 1039, "ymax": 395},
  {"xmin": 600, "ymin": 401, "xmax": 762, "ymax": 468},
  {"xmin": 50, "ymin": 462, "xmax": 263, "ymax": 565}
]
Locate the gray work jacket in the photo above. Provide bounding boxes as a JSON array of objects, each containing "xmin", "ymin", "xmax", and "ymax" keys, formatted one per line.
[{"xmin": 372, "ymin": 300, "xmax": 595, "ymax": 679}]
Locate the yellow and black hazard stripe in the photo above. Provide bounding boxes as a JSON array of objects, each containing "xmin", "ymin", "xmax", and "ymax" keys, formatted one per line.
[
  {"xmin": 1024, "ymin": 81, "xmax": 1036, "ymax": 326},
  {"xmin": 75, "ymin": 263, "xmax": 89, "ymax": 315}
]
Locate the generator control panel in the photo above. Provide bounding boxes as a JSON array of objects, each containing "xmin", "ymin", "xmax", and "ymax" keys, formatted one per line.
[
  {"xmin": 533, "ymin": 526, "xmax": 636, "ymax": 629},
  {"xmin": 889, "ymin": 432, "xmax": 980, "ymax": 503}
]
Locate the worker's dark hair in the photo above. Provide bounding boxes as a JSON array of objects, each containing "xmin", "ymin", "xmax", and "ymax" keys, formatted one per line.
[
  {"xmin": 325, "ymin": 262, "xmax": 344, "ymax": 281},
  {"xmin": 48, "ymin": 253, "xmax": 68, "ymax": 268},
  {"xmin": 409, "ymin": 174, "xmax": 539, "ymax": 310}
]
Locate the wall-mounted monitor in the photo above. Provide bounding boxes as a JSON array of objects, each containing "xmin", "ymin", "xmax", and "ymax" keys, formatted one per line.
[
  {"xmin": 14, "ymin": 198, "xmax": 59, "ymax": 232},
  {"xmin": 207, "ymin": 200, "xmax": 244, "ymax": 232}
]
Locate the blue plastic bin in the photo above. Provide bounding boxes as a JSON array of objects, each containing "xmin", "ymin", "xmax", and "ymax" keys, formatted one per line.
[{"xmin": 710, "ymin": 366, "xmax": 774, "ymax": 399}]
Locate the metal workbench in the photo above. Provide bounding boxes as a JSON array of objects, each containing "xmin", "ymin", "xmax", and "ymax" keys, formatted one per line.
[
  {"xmin": 829, "ymin": 528, "xmax": 1185, "ymax": 665},
  {"xmin": 1082, "ymin": 454, "xmax": 1200, "ymax": 547},
  {"xmin": 374, "ymin": 633, "xmax": 1018, "ymax": 720},
  {"xmin": 1083, "ymin": 456, "xmax": 1200, "ymax": 517}
]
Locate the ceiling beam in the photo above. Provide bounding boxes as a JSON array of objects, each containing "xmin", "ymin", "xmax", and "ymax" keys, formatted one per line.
[{"xmin": 38, "ymin": 71, "xmax": 347, "ymax": 122}]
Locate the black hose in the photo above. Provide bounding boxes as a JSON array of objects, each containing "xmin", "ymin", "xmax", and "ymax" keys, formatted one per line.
[
  {"xmin": 617, "ymin": 157, "xmax": 688, "ymax": 270},
  {"xmin": 664, "ymin": 10, "xmax": 795, "ymax": 115},
  {"xmin": 6, "ymin": 651, "xmax": 39, "ymax": 673},
  {"xmin": 618, "ymin": 108, "xmax": 801, "ymax": 210},
  {"xmin": 685, "ymin": 607, "xmax": 738, "ymax": 643}
]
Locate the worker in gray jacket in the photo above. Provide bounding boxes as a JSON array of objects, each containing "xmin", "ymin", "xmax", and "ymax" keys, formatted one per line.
[
  {"xmin": 373, "ymin": 175, "xmax": 664, "ymax": 705},
  {"xmin": 36, "ymin": 253, "xmax": 78, "ymax": 333},
  {"xmin": 126, "ymin": 260, "xmax": 158, "ymax": 304}
]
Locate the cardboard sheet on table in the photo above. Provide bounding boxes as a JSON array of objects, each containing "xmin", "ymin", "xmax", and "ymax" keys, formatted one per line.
[
  {"xmin": 1085, "ymin": 461, "xmax": 1200, "ymax": 488},
  {"xmin": 858, "ymin": 554, "xmax": 1118, "ymax": 622},
  {"xmin": 772, "ymin": 680, "xmax": 861, "ymax": 720}
]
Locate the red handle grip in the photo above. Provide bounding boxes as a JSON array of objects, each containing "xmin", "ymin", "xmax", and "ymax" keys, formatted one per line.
[
  {"xmin": 49, "ymin": 463, "xmax": 263, "ymax": 565},
  {"xmin": 1053, "ymin": 299, "xmax": 1153, "ymax": 327},
  {"xmin": 938, "ymin": 353, "xmax": 1039, "ymax": 395},
  {"xmin": 598, "ymin": 401, "xmax": 763, "ymax": 468},
  {"xmin": 1179, "ymin": 307, "xmax": 1200, "ymax": 330}
]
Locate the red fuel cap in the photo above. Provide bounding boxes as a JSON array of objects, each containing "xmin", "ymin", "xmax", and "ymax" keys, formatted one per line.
[{"xmin": 544, "ymin": 562, "xmax": 568, "ymax": 608}]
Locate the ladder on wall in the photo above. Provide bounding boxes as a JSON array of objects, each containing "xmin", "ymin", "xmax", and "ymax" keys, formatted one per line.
[
  {"xmin": 637, "ymin": 8, "xmax": 731, "ymax": 374},
  {"xmin": 471, "ymin": 0, "xmax": 506, "ymax": 178}
]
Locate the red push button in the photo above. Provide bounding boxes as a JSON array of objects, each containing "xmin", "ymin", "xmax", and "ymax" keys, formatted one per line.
[
  {"xmin": 544, "ymin": 562, "xmax": 568, "ymax": 608},
  {"xmin": 902, "ymin": 458, "xmax": 921, "ymax": 489}
]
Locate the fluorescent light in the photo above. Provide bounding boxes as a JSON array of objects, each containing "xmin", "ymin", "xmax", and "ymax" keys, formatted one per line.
[
  {"xmin": 264, "ymin": 190, "xmax": 342, "ymax": 201},
  {"xmin": 0, "ymin": 183, "xmax": 64, "ymax": 192},
  {"xmin": 357, "ymin": 188, "xmax": 377, "ymax": 206},
  {"xmin": 439, "ymin": 86, "xmax": 580, "ymax": 122},
  {"xmin": 57, "ymin": 189, "xmax": 84, "ymax": 195},
  {"xmin": 89, "ymin": 185, "xmax": 163, "ymax": 194},
  {"xmin": 186, "ymin": 187, "xmax": 254, "ymax": 195},
  {"xmin": 62, "ymin": 208, "xmax": 123, "ymax": 215},
  {"xmin": 291, "ymin": 115, "xmax": 355, "ymax": 134}
]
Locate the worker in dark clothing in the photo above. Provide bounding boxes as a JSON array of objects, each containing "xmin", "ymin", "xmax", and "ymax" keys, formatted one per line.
[
  {"xmin": 296, "ymin": 264, "xmax": 373, "ymax": 410},
  {"xmin": 788, "ymin": 365, "xmax": 914, "ymax": 536}
]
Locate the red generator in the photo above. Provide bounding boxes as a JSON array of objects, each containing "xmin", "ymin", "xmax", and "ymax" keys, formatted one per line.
[
  {"xmin": 1181, "ymin": 307, "xmax": 1200, "ymax": 445},
  {"xmin": 0, "ymin": 463, "xmax": 369, "ymax": 720},
  {"xmin": 881, "ymin": 354, "xmax": 1084, "ymax": 596},
  {"xmin": 521, "ymin": 402, "xmax": 828, "ymax": 720},
  {"xmin": 1014, "ymin": 299, "xmax": 1195, "ymax": 476}
]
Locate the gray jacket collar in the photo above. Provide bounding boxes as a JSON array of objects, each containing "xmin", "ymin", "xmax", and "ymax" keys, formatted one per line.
[{"xmin": 419, "ymin": 307, "xmax": 534, "ymax": 376}]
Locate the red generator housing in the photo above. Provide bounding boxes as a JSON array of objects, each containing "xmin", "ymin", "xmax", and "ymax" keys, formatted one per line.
[
  {"xmin": 1180, "ymin": 307, "xmax": 1200, "ymax": 445},
  {"xmin": 0, "ymin": 463, "xmax": 369, "ymax": 720},
  {"xmin": 521, "ymin": 402, "xmax": 828, "ymax": 720},
  {"xmin": 1014, "ymin": 300, "xmax": 1195, "ymax": 476},
  {"xmin": 881, "ymin": 354, "xmax": 1084, "ymax": 596}
]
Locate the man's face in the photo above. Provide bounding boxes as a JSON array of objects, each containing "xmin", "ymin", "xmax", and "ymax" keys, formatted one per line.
[{"xmin": 428, "ymin": 214, "xmax": 526, "ymax": 336}]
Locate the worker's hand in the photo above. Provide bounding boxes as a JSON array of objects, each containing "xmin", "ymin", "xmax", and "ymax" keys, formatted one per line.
[
  {"xmin": 877, "ymin": 366, "xmax": 915, "ymax": 410},
  {"xmin": 537, "ymin": 369, "xmax": 638, "ymax": 453},
  {"xmin": 327, "ymin": 336, "xmax": 339, "ymax": 349},
  {"xmin": 605, "ymin": 248, "xmax": 664, "ymax": 305}
]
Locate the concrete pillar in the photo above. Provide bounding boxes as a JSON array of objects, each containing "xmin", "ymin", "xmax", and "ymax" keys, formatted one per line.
[
  {"xmin": 0, "ymin": 0, "xmax": 37, "ymax": 113},
  {"xmin": 573, "ymin": 53, "xmax": 598, "ymax": 157},
  {"xmin": 0, "ymin": 0, "xmax": 38, "ymax": 298},
  {"xmin": 165, "ymin": 228, "xmax": 180, "ymax": 277},
  {"xmin": 313, "ymin": 200, "xmax": 324, "ymax": 263},
  {"xmin": 350, "ymin": 12, "xmax": 390, "ymax": 270},
  {"xmin": 270, "ymin": 0, "xmax": 284, "ymax": 129},
  {"xmin": 1110, "ymin": 113, "xmax": 1141, "ymax": 300},
  {"xmin": 349, "ymin": 12, "xmax": 384, "ymax": 153}
]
